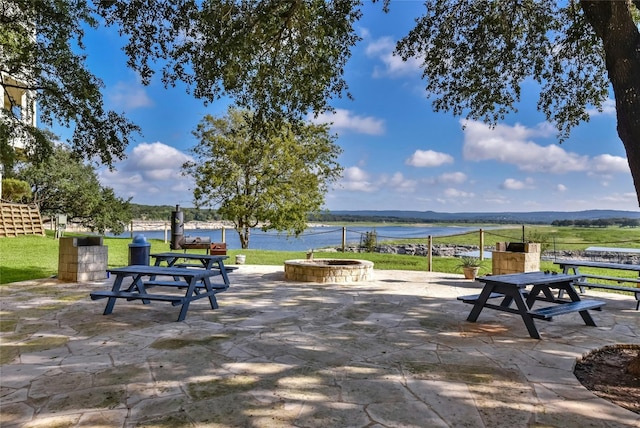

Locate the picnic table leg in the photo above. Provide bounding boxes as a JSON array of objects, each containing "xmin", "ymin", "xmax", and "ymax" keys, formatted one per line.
[
  {"xmin": 559, "ymin": 282, "xmax": 597, "ymax": 327},
  {"xmin": 466, "ymin": 285, "xmax": 496, "ymax": 322},
  {"xmin": 104, "ymin": 275, "xmax": 127, "ymax": 315},
  {"xmin": 216, "ymin": 261, "xmax": 231, "ymax": 286},
  {"xmin": 176, "ymin": 276, "xmax": 198, "ymax": 322},
  {"xmin": 202, "ymin": 276, "xmax": 220, "ymax": 309},
  {"xmin": 558, "ymin": 266, "xmax": 584, "ymax": 298},
  {"xmin": 126, "ymin": 274, "xmax": 151, "ymax": 304},
  {"xmin": 526, "ymin": 284, "xmax": 556, "ymax": 306},
  {"xmin": 513, "ymin": 295, "xmax": 541, "ymax": 340}
]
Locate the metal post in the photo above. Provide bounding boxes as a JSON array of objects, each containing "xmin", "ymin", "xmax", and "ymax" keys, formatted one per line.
[
  {"xmin": 342, "ymin": 227, "xmax": 346, "ymax": 252},
  {"xmin": 221, "ymin": 227, "xmax": 226, "ymax": 243},
  {"xmin": 427, "ymin": 235, "xmax": 433, "ymax": 272},
  {"xmin": 479, "ymin": 228, "xmax": 484, "ymax": 260}
]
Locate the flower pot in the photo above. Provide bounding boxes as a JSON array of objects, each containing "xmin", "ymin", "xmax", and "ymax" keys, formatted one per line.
[{"xmin": 463, "ymin": 266, "xmax": 479, "ymax": 280}]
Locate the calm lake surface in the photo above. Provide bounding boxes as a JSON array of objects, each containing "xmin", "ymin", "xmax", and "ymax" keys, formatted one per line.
[{"xmin": 112, "ymin": 225, "xmax": 485, "ymax": 251}]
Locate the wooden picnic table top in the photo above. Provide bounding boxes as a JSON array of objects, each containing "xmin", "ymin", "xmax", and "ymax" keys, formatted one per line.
[
  {"xmin": 108, "ymin": 264, "xmax": 222, "ymax": 278},
  {"xmin": 554, "ymin": 259, "xmax": 640, "ymax": 272},
  {"xmin": 477, "ymin": 271, "xmax": 581, "ymax": 287}
]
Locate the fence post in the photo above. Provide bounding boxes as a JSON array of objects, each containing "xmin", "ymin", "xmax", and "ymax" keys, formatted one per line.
[
  {"xmin": 342, "ymin": 227, "xmax": 346, "ymax": 252},
  {"xmin": 164, "ymin": 222, "xmax": 168, "ymax": 243},
  {"xmin": 221, "ymin": 227, "xmax": 226, "ymax": 243},
  {"xmin": 427, "ymin": 235, "xmax": 432, "ymax": 272},
  {"xmin": 130, "ymin": 221, "xmax": 133, "ymax": 239},
  {"xmin": 479, "ymin": 228, "xmax": 484, "ymax": 260}
]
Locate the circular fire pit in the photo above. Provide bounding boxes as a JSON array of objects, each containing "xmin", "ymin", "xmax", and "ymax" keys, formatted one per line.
[{"xmin": 284, "ymin": 259, "xmax": 374, "ymax": 283}]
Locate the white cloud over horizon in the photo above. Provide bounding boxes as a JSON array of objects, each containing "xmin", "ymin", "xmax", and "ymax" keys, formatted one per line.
[
  {"xmin": 100, "ymin": 142, "xmax": 194, "ymax": 205},
  {"xmin": 339, "ymin": 166, "xmax": 376, "ymax": 192},
  {"xmin": 405, "ymin": 149, "xmax": 454, "ymax": 167},
  {"xmin": 462, "ymin": 120, "xmax": 627, "ymax": 176},
  {"xmin": 501, "ymin": 177, "xmax": 534, "ymax": 190},
  {"xmin": 309, "ymin": 108, "xmax": 385, "ymax": 135}
]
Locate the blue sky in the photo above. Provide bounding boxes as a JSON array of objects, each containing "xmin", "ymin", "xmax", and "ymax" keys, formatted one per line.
[{"xmin": 53, "ymin": 2, "xmax": 638, "ymax": 213}]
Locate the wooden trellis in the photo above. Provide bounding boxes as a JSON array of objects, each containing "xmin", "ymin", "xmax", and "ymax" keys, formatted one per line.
[{"xmin": 0, "ymin": 203, "xmax": 45, "ymax": 237}]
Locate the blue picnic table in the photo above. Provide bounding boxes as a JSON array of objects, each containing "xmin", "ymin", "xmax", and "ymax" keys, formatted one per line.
[
  {"xmin": 458, "ymin": 271, "xmax": 605, "ymax": 339},
  {"xmin": 90, "ymin": 263, "xmax": 230, "ymax": 321}
]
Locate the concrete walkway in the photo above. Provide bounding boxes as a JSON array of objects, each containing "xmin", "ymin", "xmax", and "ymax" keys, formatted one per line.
[{"xmin": 1, "ymin": 265, "xmax": 638, "ymax": 427}]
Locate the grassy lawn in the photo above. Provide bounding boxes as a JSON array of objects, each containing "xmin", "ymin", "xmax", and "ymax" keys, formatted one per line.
[{"xmin": 1, "ymin": 226, "xmax": 639, "ymax": 284}]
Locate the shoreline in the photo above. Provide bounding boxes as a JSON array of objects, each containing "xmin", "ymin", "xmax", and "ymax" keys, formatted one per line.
[{"xmin": 126, "ymin": 220, "xmax": 332, "ymax": 231}]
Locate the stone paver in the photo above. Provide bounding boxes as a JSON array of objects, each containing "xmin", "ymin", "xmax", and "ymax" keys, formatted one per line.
[{"xmin": 1, "ymin": 265, "xmax": 639, "ymax": 427}]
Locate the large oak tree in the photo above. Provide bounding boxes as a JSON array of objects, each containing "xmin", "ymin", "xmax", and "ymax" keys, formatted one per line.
[{"xmin": 184, "ymin": 108, "xmax": 342, "ymax": 249}]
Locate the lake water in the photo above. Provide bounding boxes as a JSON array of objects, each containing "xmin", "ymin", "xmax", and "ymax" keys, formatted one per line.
[{"xmin": 111, "ymin": 225, "xmax": 485, "ymax": 251}]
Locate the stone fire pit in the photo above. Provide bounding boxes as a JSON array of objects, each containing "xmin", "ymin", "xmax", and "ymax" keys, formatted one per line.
[{"xmin": 284, "ymin": 259, "xmax": 374, "ymax": 283}]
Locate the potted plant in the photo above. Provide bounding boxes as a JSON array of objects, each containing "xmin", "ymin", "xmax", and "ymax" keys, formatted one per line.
[{"xmin": 458, "ymin": 256, "xmax": 482, "ymax": 280}]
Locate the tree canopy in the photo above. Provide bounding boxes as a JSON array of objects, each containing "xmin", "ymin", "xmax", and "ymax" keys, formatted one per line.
[
  {"xmin": 184, "ymin": 108, "xmax": 342, "ymax": 248},
  {"xmin": 96, "ymin": 0, "xmax": 361, "ymax": 128},
  {"xmin": 395, "ymin": 0, "xmax": 640, "ymax": 204},
  {"xmin": 2, "ymin": 0, "xmax": 640, "ymax": 206},
  {"xmin": 1, "ymin": 0, "xmax": 139, "ymax": 171}
]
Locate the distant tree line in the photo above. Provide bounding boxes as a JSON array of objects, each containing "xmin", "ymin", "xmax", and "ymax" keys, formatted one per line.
[
  {"xmin": 551, "ymin": 218, "xmax": 640, "ymax": 228},
  {"xmin": 131, "ymin": 208, "xmax": 640, "ymax": 228},
  {"xmin": 308, "ymin": 213, "xmax": 551, "ymax": 225}
]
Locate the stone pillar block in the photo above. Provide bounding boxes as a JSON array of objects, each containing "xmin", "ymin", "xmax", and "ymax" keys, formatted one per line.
[
  {"xmin": 58, "ymin": 237, "xmax": 108, "ymax": 282},
  {"xmin": 492, "ymin": 242, "xmax": 540, "ymax": 275}
]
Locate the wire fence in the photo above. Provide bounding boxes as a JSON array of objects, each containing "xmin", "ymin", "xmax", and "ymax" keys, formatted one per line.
[{"xmin": 127, "ymin": 221, "xmax": 640, "ymax": 252}]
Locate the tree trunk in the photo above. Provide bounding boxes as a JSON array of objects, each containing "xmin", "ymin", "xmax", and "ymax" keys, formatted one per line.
[
  {"xmin": 581, "ymin": 1, "xmax": 640, "ymax": 207},
  {"xmin": 235, "ymin": 220, "xmax": 250, "ymax": 249}
]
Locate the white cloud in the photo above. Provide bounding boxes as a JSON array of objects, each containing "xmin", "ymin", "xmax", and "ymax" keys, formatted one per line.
[
  {"xmin": 309, "ymin": 109, "xmax": 385, "ymax": 135},
  {"xmin": 501, "ymin": 177, "xmax": 534, "ymax": 190},
  {"xmin": 437, "ymin": 172, "xmax": 467, "ymax": 184},
  {"xmin": 600, "ymin": 192, "xmax": 638, "ymax": 205},
  {"xmin": 587, "ymin": 98, "xmax": 616, "ymax": 117},
  {"xmin": 339, "ymin": 166, "xmax": 376, "ymax": 192},
  {"xmin": 462, "ymin": 120, "xmax": 610, "ymax": 174},
  {"xmin": 108, "ymin": 81, "xmax": 153, "ymax": 110},
  {"xmin": 365, "ymin": 36, "xmax": 422, "ymax": 78},
  {"xmin": 99, "ymin": 142, "xmax": 194, "ymax": 204},
  {"xmin": 590, "ymin": 154, "xmax": 629, "ymax": 175},
  {"xmin": 556, "ymin": 184, "xmax": 567, "ymax": 192},
  {"xmin": 381, "ymin": 172, "xmax": 416, "ymax": 192},
  {"xmin": 406, "ymin": 149, "xmax": 454, "ymax": 167},
  {"xmin": 443, "ymin": 188, "xmax": 474, "ymax": 198}
]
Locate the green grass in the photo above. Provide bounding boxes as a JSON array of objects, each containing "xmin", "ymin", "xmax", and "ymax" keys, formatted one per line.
[{"xmin": 1, "ymin": 225, "xmax": 639, "ymax": 284}]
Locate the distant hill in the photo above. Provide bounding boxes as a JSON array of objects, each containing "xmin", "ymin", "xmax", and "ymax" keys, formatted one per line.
[
  {"xmin": 323, "ymin": 210, "xmax": 640, "ymax": 224},
  {"xmin": 131, "ymin": 204, "xmax": 640, "ymax": 224}
]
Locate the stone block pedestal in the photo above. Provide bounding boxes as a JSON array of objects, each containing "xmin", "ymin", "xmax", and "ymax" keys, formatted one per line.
[
  {"xmin": 492, "ymin": 242, "xmax": 540, "ymax": 275},
  {"xmin": 58, "ymin": 236, "xmax": 108, "ymax": 282}
]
